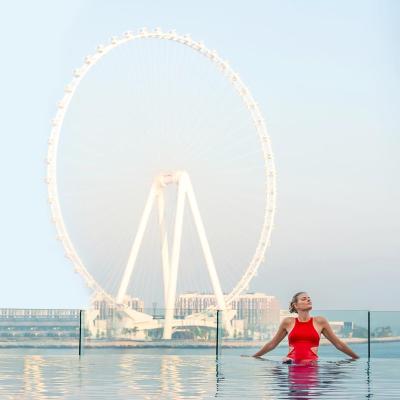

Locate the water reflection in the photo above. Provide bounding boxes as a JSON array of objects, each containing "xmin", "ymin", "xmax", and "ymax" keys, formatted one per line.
[
  {"xmin": 287, "ymin": 364, "xmax": 319, "ymax": 399},
  {"xmin": 160, "ymin": 355, "xmax": 184, "ymax": 397},
  {"xmin": 365, "ymin": 360, "xmax": 371, "ymax": 399},
  {"xmin": 261, "ymin": 358, "xmax": 359, "ymax": 399},
  {"xmin": 24, "ymin": 356, "xmax": 46, "ymax": 399},
  {"xmin": 0, "ymin": 353, "xmax": 398, "ymax": 399}
]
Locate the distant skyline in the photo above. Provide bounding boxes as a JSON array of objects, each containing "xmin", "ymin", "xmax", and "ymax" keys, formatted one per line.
[{"xmin": 0, "ymin": 1, "xmax": 399, "ymax": 311}]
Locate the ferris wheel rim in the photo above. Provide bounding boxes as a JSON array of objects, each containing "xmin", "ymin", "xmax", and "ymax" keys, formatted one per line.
[{"xmin": 46, "ymin": 27, "xmax": 277, "ymax": 307}]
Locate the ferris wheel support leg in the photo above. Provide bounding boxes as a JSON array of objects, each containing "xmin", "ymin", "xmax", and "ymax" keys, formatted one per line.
[
  {"xmin": 184, "ymin": 173, "xmax": 233, "ymax": 337},
  {"xmin": 163, "ymin": 178, "xmax": 186, "ymax": 340},
  {"xmin": 116, "ymin": 184, "xmax": 157, "ymax": 304},
  {"xmin": 157, "ymin": 190, "xmax": 170, "ymax": 310}
]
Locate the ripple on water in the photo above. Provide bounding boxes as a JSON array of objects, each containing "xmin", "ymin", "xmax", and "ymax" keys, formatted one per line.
[{"xmin": 0, "ymin": 354, "xmax": 399, "ymax": 399}]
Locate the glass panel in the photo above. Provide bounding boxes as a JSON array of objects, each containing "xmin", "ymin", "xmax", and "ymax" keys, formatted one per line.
[
  {"xmin": 8, "ymin": 307, "xmax": 399, "ymax": 359},
  {"xmin": 312, "ymin": 310, "xmax": 369, "ymax": 359},
  {"xmin": 221, "ymin": 304, "xmax": 285, "ymax": 358},
  {"xmin": 83, "ymin": 307, "xmax": 217, "ymax": 354},
  {"xmin": 370, "ymin": 311, "xmax": 400, "ymax": 358}
]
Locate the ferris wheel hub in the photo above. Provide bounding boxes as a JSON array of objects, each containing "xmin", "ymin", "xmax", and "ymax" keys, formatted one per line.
[{"xmin": 157, "ymin": 171, "xmax": 185, "ymax": 187}]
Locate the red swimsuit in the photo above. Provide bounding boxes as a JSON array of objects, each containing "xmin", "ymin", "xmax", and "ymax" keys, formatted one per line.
[{"xmin": 287, "ymin": 317, "xmax": 320, "ymax": 362}]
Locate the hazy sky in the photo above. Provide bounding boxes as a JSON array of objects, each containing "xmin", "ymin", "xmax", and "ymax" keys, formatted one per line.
[{"xmin": 0, "ymin": 0, "xmax": 398, "ymax": 311}]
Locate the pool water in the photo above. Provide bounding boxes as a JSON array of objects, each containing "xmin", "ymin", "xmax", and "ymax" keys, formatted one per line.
[{"xmin": 1, "ymin": 352, "xmax": 399, "ymax": 399}]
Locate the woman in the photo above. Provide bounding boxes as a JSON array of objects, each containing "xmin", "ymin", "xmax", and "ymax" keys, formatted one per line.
[{"xmin": 253, "ymin": 292, "xmax": 359, "ymax": 363}]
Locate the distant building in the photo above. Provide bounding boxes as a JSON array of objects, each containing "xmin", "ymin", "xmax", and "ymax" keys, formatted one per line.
[
  {"xmin": 92, "ymin": 293, "xmax": 144, "ymax": 320},
  {"xmin": 0, "ymin": 308, "xmax": 79, "ymax": 319},
  {"xmin": 87, "ymin": 293, "xmax": 146, "ymax": 339},
  {"xmin": 0, "ymin": 308, "xmax": 80, "ymax": 338},
  {"xmin": 175, "ymin": 292, "xmax": 280, "ymax": 337},
  {"xmin": 232, "ymin": 293, "xmax": 280, "ymax": 334},
  {"xmin": 175, "ymin": 293, "xmax": 217, "ymax": 317},
  {"xmin": 330, "ymin": 321, "xmax": 355, "ymax": 337}
]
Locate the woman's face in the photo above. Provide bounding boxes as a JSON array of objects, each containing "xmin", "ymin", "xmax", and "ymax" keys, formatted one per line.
[{"xmin": 295, "ymin": 293, "xmax": 312, "ymax": 312}]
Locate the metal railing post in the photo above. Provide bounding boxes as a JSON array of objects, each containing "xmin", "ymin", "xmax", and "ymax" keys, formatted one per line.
[
  {"xmin": 216, "ymin": 310, "xmax": 220, "ymax": 358},
  {"xmin": 367, "ymin": 310, "xmax": 370, "ymax": 359},
  {"xmin": 79, "ymin": 309, "xmax": 82, "ymax": 357}
]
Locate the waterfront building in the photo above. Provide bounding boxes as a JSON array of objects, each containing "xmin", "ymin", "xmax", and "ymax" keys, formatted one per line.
[
  {"xmin": 231, "ymin": 293, "xmax": 280, "ymax": 338},
  {"xmin": 175, "ymin": 293, "xmax": 217, "ymax": 317},
  {"xmin": 176, "ymin": 292, "xmax": 280, "ymax": 339},
  {"xmin": 231, "ymin": 293, "xmax": 280, "ymax": 325},
  {"xmin": 0, "ymin": 308, "xmax": 80, "ymax": 338},
  {"xmin": 330, "ymin": 321, "xmax": 355, "ymax": 337},
  {"xmin": 0, "ymin": 308, "xmax": 80, "ymax": 319},
  {"xmin": 88, "ymin": 293, "xmax": 146, "ymax": 338},
  {"xmin": 92, "ymin": 293, "xmax": 144, "ymax": 320}
]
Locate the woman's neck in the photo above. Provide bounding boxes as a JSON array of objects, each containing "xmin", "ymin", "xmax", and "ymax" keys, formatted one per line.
[{"xmin": 297, "ymin": 311, "xmax": 311, "ymax": 321}]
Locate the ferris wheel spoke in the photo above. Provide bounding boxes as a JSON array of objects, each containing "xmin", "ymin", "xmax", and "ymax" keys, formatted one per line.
[
  {"xmin": 157, "ymin": 188, "xmax": 170, "ymax": 309},
  {"xmin": 116, "ymin": 183, "xmax": 157, "ymax": 304},
  {"xmin": 163, "ymin": 172, "xmax": 186, "ymax": 339},
  {"xmin": 184, "ymin": 174, "xmax": 226, "ymax": 309}
]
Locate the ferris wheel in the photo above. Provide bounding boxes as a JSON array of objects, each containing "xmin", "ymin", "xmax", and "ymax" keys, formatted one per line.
[{"xmin": 46, "ymin": 28, "xmax": 276, "ymax": 333}]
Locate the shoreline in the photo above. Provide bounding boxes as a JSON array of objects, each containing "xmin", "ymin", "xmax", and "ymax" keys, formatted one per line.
[{"xmin": 0, "ymin": 336, "xmax": 399, "ymax": 349}]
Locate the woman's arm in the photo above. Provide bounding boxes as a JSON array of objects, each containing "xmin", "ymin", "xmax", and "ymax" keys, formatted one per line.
[
  {"xmin": 252, "ymin": 319, "xmax": 289, "ymax": 357},
  {"xmin": 319, "ymin": 317, "xmax": 359, "ymax": 359}
]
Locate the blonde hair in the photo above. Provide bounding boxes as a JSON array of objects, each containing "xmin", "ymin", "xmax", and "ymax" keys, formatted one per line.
[{"xmin": 289, "ymin": 292, "xmax": 306, "ymax": 313}]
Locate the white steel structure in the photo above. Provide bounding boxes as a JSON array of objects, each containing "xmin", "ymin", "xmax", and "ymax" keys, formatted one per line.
[
  {"xmin": 116, "ymin": 171, "xmax": 229, "ymax": 338},
  {"xmin": 46, "ymin": 28, "xmax": 277, "ymax": 335}
]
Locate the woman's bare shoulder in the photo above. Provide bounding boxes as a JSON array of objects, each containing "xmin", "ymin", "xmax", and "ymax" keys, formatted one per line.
[
  {"xmin": 282, "ymin": 316, "xmax": 296, "ymax": 326},
  {"xmin": 313, "ymin": 316, "xmax": 329, "ymax": 325}
]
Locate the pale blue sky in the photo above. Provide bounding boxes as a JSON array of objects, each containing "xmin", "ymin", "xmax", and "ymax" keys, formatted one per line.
[{"xmin": 0, "ymin": 1, "xmax": 398, "ymax": 310}]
